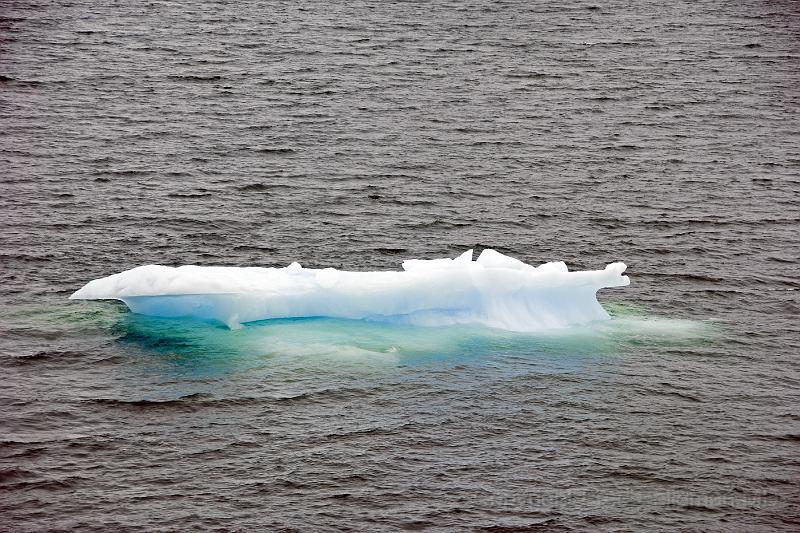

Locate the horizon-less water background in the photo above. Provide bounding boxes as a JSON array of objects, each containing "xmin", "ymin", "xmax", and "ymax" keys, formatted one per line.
[{"xmin": 2, "ymin": 0, "xmax": 799, "ymax": 531}]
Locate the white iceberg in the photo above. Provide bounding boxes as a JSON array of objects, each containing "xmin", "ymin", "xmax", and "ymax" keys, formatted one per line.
[{"xmin": 69, "ymin": 249, "xmax": 629, "ymax": 331}]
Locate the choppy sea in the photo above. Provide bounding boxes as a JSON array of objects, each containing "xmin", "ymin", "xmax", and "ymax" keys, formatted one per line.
[{"xmin": 2, "ymin": 0, "xmax": 799, "ymax": 530}]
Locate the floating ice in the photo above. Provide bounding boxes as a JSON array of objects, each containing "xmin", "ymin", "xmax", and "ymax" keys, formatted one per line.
[{"xmin": 70, "ymin": 250, "xmax": 629, "ymax": 331}]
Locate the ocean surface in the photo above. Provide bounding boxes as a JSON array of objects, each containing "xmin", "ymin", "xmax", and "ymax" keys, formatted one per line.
[{"xmin": 2, "ymin": 0, "xmax": 799, "ymax": 531}]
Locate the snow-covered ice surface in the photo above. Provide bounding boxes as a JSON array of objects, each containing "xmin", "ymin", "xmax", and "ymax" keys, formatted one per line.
[{"xmin": 70, "ymin": 249, "xmax": 629, "ymax": 330}]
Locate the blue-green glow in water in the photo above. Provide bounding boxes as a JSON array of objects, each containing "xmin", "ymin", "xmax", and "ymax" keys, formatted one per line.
[{"xmin": 108, "ymin": 302, "xmax": 715, "ymax": 368}]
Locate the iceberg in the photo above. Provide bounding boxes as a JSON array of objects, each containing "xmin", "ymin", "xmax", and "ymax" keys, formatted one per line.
[{"xmin": 69, "ymin": 249, "xmax": 629, "ymax": 331}]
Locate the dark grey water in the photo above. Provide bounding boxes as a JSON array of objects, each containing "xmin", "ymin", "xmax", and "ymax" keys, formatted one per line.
[{"xmin": 2, "ymin": 0, "xmax": 799, "ymax": 530}]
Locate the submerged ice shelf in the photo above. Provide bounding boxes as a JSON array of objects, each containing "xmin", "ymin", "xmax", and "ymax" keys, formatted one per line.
[{"xmin": 70, "ymin": 249, "xmax": 629, "ymax": 331}]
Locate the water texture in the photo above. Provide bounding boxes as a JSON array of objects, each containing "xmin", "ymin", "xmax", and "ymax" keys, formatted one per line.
[{"xmin": 1, "ymin": 0, "xmax": 799, "ymax": 531}]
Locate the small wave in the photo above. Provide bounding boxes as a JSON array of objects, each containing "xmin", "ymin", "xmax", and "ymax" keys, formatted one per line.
[
  {"xmin": 97, "ymin": 169, "xmax": 153, "ymax": 176},
  {"xmin": 654, "ymin": 390, "xmax": 702, "ymax": 403},
  {"xmin": 399, "ymin": 220, "xmax": 472, "ymax": 229},
  {"xmin": 682, "ymin": 504, "xmax": 718, "ymax": 513},
  {"xmin": 376, "ymin": 247, "xmax": 407, "ymax": 254},
  {"xmin": 167, "ymin": 74, "xmax": 223, "ymax": 82},
  {"xmin": 14, "ymin": 477, "xmax": 84, "ymax": 491},
  {"xmin": 242, "ymin": 124, "xmax": 274, "ymax": 130},
  {"xmin": 84, "ymin": 392, "xmax": 213, "ymax": 410},
  {"xmin": 0, "ymin": 75, "xmax": 46, "ymax": 87},
  {"xmin": 166, "ymin": 192, "xmax": 213, "ymax": 199},
  {"xmin": 390, "ymin": 198, "xmax": 438, "ymax": 207},
  {"xmin": 764, "ymin": 433, "xmax": 800, "ymax": 442},
  {"xmin": 0, "ymin": 252, "xmax": 65, "ymax": 263},
  {"xmin": 83, "ymin": 388, "xmax": 374, "ymax": 411},
  {"xmin": 504, "ymin": 71, "xmax": 560, "ymax": 79},
  {"xmin": 250, "ymin": 146, "xmax": 295, "ymax": 154},
  {"xmin": 236, "ymin": 183, "xmax": 279, "ymax": 191},
  {"xmin": 583, "ymin": 516, "xmax": 621, "ymax": 525},
  {"xmin": 233, "ymin": 244, "xmax": 277, "ymax": 253},
  {"xmin": 601, "ymin": 144, "xmax": 641, "ymax": 151},
  {"xmin": 7, "ymin": 350, "xmax": 86, "ymax": 365},
  {"xmin": 0, "ymin": 467, "xmax": 37, "ymax": 484}
]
